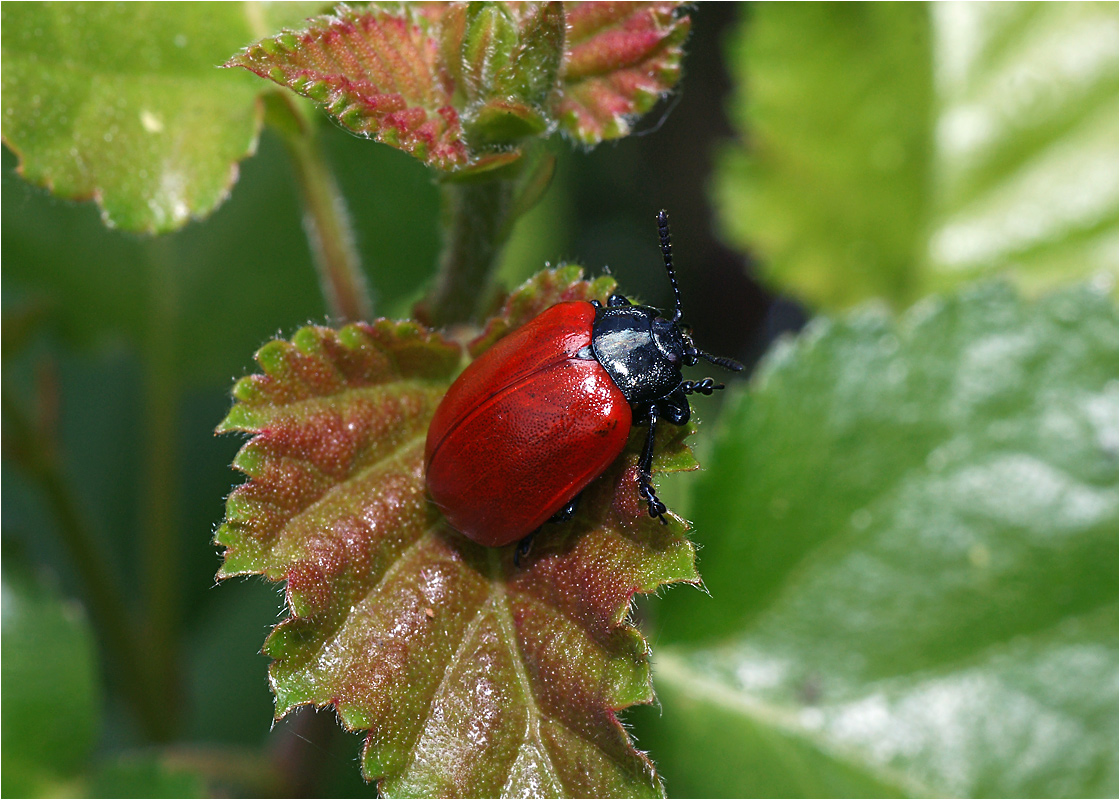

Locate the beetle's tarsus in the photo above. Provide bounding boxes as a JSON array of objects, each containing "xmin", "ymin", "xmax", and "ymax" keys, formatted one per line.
[
  {"xmin": 681, "ymin": 377, "xmax": 724, "ymax": 396},
  {"xmin": 636, "ymin": 411, "xmax": 668, "ymax": 523},
  {"xmin": 514, "ymin": 534, "xmax": 534, "ymax": 567},
  {"xmin": 549, "ymin": 493, "xmax": 581, "ymax": 523}
]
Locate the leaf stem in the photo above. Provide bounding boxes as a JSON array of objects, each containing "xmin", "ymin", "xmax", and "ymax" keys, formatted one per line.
[
  {"xmin": 266, "ymin": 93, "xmax": 373, "ymax": 323},
  {"xmin": 0, "ymin": 388, "xmax": 170, "ymax": 740},
  {"xmin": 423, "ymin": 178, "xmax": 516, "ymax": 327},
  {"xmin": 139, "ymin": 235, "xmax": 183, "ymax": 740},
  {"xmin": 159, "ymin": 744, "xmax": 286, "ymax": 796}
]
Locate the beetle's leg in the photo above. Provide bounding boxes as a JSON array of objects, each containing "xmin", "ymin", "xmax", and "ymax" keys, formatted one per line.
[
  {"xmin": 680, "ymin": 377, "xmax": 724, "ymax": 396},
  {"xmin": 514, "ymin": 533, "xmax": 534, "ymax": 567},
  {"xmin": 517, "ymin": 493, "xmax": 582, "ymax": 568},
  {"xmin": 548, "ymin": 493, "xmax": 582, "ymax": 523},
  {"xmin": 607, "ymin": 294, "xmax": 632, "ymax": 307},
  {"xmin": 659, "ymin": 388, "xmax": 691, "ymax": 425},
  {"xmin": 637, "ymin": 412, "xmax": 668, "ymax": 524}
]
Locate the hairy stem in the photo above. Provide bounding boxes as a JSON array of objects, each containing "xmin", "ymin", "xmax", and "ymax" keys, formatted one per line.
[
  {"xmin": 1, "ymin": 389, "xmax": 170, "ymax": 740},
  {"xmin": 423, "ymin": 179, "xmax": 516, "ymax": 327},
  {"xmin": 268, "ymin": 94, "xmax": 372, "ymax": 323}
]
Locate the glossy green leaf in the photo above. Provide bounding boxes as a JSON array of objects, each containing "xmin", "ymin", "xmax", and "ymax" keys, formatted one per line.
[
  {"xmin": 1, "ymin": 564, "xmax": 100, "ymax": 796},
  {"xmin": 0, "ymin": 2, "xmax": 320, "ymax": 233},
  {"xmin": 647, "ymin": 283, "xmax": 1119, "ymax": 797},
  {"xmin": 716, "ymin": 3, "xmax": 1119, "ymax": 310},
  {"xmin": 216, "ymin": 270, "xmax": 701, "ymax": 796}
]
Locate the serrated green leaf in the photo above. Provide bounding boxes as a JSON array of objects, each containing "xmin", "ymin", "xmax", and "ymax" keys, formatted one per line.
[
  {"xmin": 717, "ymin": 3, "xmax": 1119, "ymax": 310},
  {"xmin": 0, "ymin": 2, "xmax": 319, "ymax": 233},
  {"xmin": 1, "ymin": 564, "xmax": 100, "ymax": 796},
  {"xmin": 647, "ymin": 283, "xmax": 1118, "ymax": 797},
  {"xmin": 216, "ymin": 272, "xmax": 703, "ymax": 796}
]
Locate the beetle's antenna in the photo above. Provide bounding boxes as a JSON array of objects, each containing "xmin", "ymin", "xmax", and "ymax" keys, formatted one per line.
[
  {"xmin": 657, "ymin": 210, "xmax": 684, "ymax": 322},
  {"xmin": 695, "ymin": 349, "xmax": 744, "ymax": 372}
]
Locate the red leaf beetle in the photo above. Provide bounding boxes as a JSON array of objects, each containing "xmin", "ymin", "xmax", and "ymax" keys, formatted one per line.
[{"xmin": 424, "ymin": 210, "xmax": 743, "ymax": 548}]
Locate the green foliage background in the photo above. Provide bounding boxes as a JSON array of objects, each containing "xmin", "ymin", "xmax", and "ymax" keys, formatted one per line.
[{"xmin": 2, "ymin": 3, "xmax": 1116, "ymax": 798}]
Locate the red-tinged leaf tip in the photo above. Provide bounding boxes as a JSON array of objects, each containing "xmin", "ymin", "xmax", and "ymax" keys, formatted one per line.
[
  {"xmin": 558, "ymin": 2, "xmax": 690, "ymax": 145},
  {"xmin": 227, "ymin": 4, "xmax": 472, "ymax": 170},
  {"xmin": 217, "ymin": 272, "xmax": 701, "ymax": 796}
]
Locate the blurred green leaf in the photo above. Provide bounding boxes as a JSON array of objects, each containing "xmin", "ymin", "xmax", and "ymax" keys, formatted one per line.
[
  {"xmin": 644, "ymin": 283, "xmax": 1118, "ymax": 796},
  {"xmin": 1, "ymin": 563, "xmax": 100, "ymax": 796},
  {"xmin": 216, "ymin": 271, "xmax": 701, "ymax": 795},
  {"xmin": 717, "ymin": 2, "xmax": 1119, "ymax": 310},
  {"xmin": 1, "ymin": 124, "xmax": 440, "ymax": 384},
  {"xmin": 88, "ymin": 755, "xmax": 206, "ymax": 798},
  {"xmin": 0, "ymin": 2, "xmax": 320, "ymax": 233}
]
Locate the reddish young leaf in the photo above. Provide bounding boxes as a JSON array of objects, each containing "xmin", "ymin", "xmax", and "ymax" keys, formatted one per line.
[
  {"xmin": 558, "ymin": 3, "xmax": 691, "ymax": 144},
  {"xmin": 226, "ymin": 4, "xmax": 470, "ymax": 170},
  {"xmin": 228, "ymin": 3, "xmax": 691, "ymax": 171},
  {"xmin": 216, "ymin": 271, "xmax": 700, "ymax": 796}
]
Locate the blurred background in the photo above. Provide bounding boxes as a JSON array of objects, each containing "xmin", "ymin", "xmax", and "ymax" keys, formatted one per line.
[{"xmin": 3, "ymin": 3, "xmax": 1116, "ymax": 797}]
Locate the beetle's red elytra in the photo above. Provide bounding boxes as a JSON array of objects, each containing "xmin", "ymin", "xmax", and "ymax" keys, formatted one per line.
[{"xmin": 424, "ymin": 211, "xmax": 743, "ymax": 548}]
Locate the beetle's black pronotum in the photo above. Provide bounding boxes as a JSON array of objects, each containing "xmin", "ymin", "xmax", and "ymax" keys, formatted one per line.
[{"xmin": 586, "ymin": 210, "xmax": 744, "ymax": 522}]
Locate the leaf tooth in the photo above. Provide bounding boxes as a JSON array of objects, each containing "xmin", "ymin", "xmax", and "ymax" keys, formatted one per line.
[
  {"xmin": 256, "ymin": 338, "xmax": 295, "ymax": 378},
  {"xmin": 223, "ymin": 491, "xmax": 260, "ymax": 525},
  {"xmin": 333, "ymin": 326, "xmax": 395, "ymax": 383},
  {"xmin": 230, "ymin": 373, "xmax": 267, "ymax": 404},
  {"xmin": 291, "ymin": 325, "xmax": 329, "ymax": 356},
  {"xmin": 277, "ymin": 31, "xmax": 300, "ymax": 53},
  {"xmin": 232, "ymin": 442, "xmax": 266, "ymax": 477},
  {"xmin": 308, "ymin": 78, "xmax": 335, "ymax": 104},
  {"xmin": 287, "ymin": 559, "xmax": 331, "ymax": 617},
  {"xmin": 258, "ymin": 37, "xmax": 285, "ymax": 58}
]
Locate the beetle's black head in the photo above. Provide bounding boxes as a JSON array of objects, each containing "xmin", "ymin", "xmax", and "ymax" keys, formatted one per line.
[{"xmin": 589, "ymin": 210, "xmax": 743, "ymax": 412}]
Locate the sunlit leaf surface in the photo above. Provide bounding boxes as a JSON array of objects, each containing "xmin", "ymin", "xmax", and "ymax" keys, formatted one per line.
[
  {"xmin": 0, "ymin": 2, "xmax": 319, "ymax": 233},
  {"xmin": 217, "ymin": 270, "xmax": 701, "ymax": 796},
  {"xmin": 717, "ymin": 3, "xmax": 1118, "ymax": 310},
  {"xmin": 644, "ymin": 283, "xmax": 1119, "ymax": 797}
]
